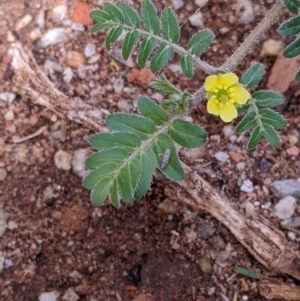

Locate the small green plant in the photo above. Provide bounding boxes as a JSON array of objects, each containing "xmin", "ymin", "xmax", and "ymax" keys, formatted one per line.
[{"xmin": 83, "ymin": 0, "xmax": 300, "ymax": 206}]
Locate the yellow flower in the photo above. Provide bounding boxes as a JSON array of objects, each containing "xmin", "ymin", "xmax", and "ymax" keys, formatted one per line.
[{"xmin": 205, "ymin": 73, "xmax": 250, "ymax": 122}]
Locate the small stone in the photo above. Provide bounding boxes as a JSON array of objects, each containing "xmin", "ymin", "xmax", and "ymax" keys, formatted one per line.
[
  {"xmin": 15, "ymin": 14, "xmax": 33, "ymax": 31},
  {"xmin": 35, "ymin": 28, "xmax": 67, "ymax": 50},
  {"xmin": 84, "ymin": 44, "xmax": 96, "ymax": 57},
  {"xmin": 113, "ymin": 76, "xmax": 125, "ymax": 93},
  {"xmin": 189, "ymin": 12, "xmax": 204, "ymax": 27},
  {"xmin": 274, "ymin": 196, "xmax": 296, "ymax": 220},
  {"xmin": 184, "ymin": 227, "xmax": 197, "ymax": 243},
  {"xmin": 157, "ymin": 199, "xmax": 177, "ymax": 214},
  {"xmin": 171, "ymin": 0, "xmax": 184, "ymax": 9},
  {"xmin": 215, "ymin": 243, "xmax": 232, "ymax": 267},
  {"xmin": 54, "ymin": 150, "xmax": 72, "ymax": 171},
  {"xmin": 7, "ymin": 221, "xmax": 18, "ymax": 230},
  {"xmin": 69, "ymin": 270, "xmax": 83, "ymax": 279},
  {"xmin": 62, "ymin": 288, "xmax": 79, "ymax": 301},
  {"xmin": 7, "ymin": 31, "xmax": 16, "ymax": 42},
  {"xmin": 35, "ymin": 11, "xmax": 45, "ymax": 28},
  {"xmin": 63, "ymin": 67, "xmax": 74, "ymax": 83},
  {"xmin": 0, "ymin": 92, "xmax": 16, "ymax": 103},
  {"xmin": 195, "ymin": 0, "xmax": 208, "ymax": 6},
  {"xmin": 240, "ymin": 179, "xmax": 254, "ymax": 193},
  {"xmin": 117, "ymin": 99, "xmax": 133, "ymax": 112},
  {"xmin": 281, "ymin": 217, "xmax": 300, "ymax": 228},
  {"xmin": 288, "ymin": 134, "xmax": 299, "ymax": 145},
  {"xmin": 29, "ymin": 28, "xmax": 42, "ymax": 41},
  {"xmin": 39, "ymin": 291, "xmax": 60, "ymax": 301},
  {"xmin": 71, "ymin": 22, "xmax": 85, "ymax": 31},
  {"xmin": 271, "ymin": 178, "xmax": 300, "ymax": 198},
  {"xmin": 236, "ymin": 0, "xmax": 254, "ymax": 25},
  {"xmin": 0, "ymin": 209, "xmax": 8, "ymax": 237},
  {"xmin": 0, "ymin": 168, "xmax": 7, "ymax": 181},
  {"xmin": 50, "ymin": 130, "xmax": 67, "ymax": 142},
  {"xmin": 67, "ymin": 51, "xmax": 85, "ymax": 68},
  {"xmin": 72, "ymin": 2, "xmax": 93, "ymax": 25},
  {"xmin": 223, "ymin": 124, "xmax": 234, "ymax": 138},
  {"xmin": 243, "ymin": 201, "xmax": 255, "ymax": 217},
  {"xmin": 286, "ymin": 146, "xmax": 299, "ymax": 156},
  {"xmin": 215, "ymin": 151, "xmax": 229, "ymax": 163},
  {"xmin": 77, "ymin": 64, "xmax": 86, "ymax": 79},
  {"xmin": 237, "ymin": 162, "xmax": 246, "ymax": 171},
  {"xmin": 44, "ymin": 58, "xmax": 63, "ymax": 74},
  {"xmin": 53, "ymin": 5, "xmax": 67, "ymax": 23},
  {"xmin": 72, "ymin": 149, "xmax": 88, "ymax": 178},
  {"xmin": 260, "ymin": 39, "xmax": 285, "ymax": 57},
  {"xmin": 229, "ymin": 151, "xmax": 243, "ymax": 163},
  {"xmin": 197, "ymin": 257, "xmax": 212, "ymax": 274},
  {"xmin": 4, "ymin": 110, "xmax": 14, "ymax": 121}
]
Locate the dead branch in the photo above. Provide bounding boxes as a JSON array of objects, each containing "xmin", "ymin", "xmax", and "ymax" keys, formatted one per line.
[{"xmin": 9, "ymin": 42, "xmax": 300, "ymax": 300}]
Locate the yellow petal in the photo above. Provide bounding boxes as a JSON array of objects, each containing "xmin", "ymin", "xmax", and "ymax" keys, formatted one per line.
[
  {"xmin": 220, "ymin": 103, "xmax": 237, "ymax": 122},
  {"xmin": 204, "ymin": 75, "xmax": 219, "ymax": 92},
  {"xmin": 218, "ymin": 73, "xmax": 239, "ymax": 87},
  {"xmin": 230, "ymin": 86, "xmax": 250, "ymax": 104},
  {"xmin": 207, "ymin": 97, "xmax": 220, "ymax": 116}
]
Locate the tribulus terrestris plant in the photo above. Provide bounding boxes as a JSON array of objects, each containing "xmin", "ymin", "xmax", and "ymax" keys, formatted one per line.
[{"xmin": 83, "ymin": 0, "xmax": 300, "ymax": 207}]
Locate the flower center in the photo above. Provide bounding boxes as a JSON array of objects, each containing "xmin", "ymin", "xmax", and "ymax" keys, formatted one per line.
[{"xmin": 214, "ymin": 85, "xmax": 235, "ymax": 104}]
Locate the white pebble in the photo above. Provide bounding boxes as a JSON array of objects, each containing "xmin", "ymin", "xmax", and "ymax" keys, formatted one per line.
[
  {"xmin": 84, "ymin": 44, "xmax": 96, "ymax": 57},
  {"xmin": 215, "ymin": 151, "xmax": 229, "ymax": 163},
  {"xmin": 54, "ymin": 150, "xmax": 72, "ymax": 171},
  {"xmin": 240, "ymin": 179, "xmax": 254, "ymax": 192},
  {"xmin": 52, "ymin": 5, "xmax": 67, "ymax": 23},
  {"xmin": 39, "ymin": 291, "xmax": 60, "ymax": 301}
]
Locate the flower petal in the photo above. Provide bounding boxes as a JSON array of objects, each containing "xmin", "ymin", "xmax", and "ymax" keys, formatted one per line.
[
  {"xmin": 207, "ymin": 97, "xmax": 220, "ymax": 116},
  {"xmin": 204, "ymin": 75, "xmax": 219, "ymax": 92},
  {"xmin": 230, "ymin": 86, "xmax": 250, "ymax": 104},
  {"xmin": 220, "ymin": 103, "xmax": 237, "ymax": 122},
  {"xmin": 219, "ymin": 73, "xmax": 238, "ymax": 87}
]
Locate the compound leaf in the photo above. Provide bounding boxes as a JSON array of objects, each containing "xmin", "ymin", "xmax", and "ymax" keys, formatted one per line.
[
  {"xmin": 259, "ymin": 108, "xmax": 287, "ymax": 129},
  {"xmin": 283, "ymin": 0, "xmax": 300, "ymax": 13},
  {"xmin": 236, "ymin": 111, "xmax": 257, "ymax": 133},
  {"xmin": 91, "ymin": 177, "xmax": 112, "ymax": 206},
  {"xmin": 170, "ymin": 119, "xmax": 207, "ymax": 148},
  {"xmin": 104, "ymin": 2, "xmax": 124, "ymax": 22},
  {"xmin": 137, "ymin": 37, "xmax": 156, "ymax": 68},
  {"xmin": 83, "ymin": 162, "xmax": 119, "ymax": 189},
  {"xmin": 240, "ymin": 63, "xmax": 264, "ymax": 88},
  {"xmin": 90, "ymin": 10, "xmax": 111, "ymax": 22},
  {"xmin": 118, "ymin": 165, "xmax": 132, "ymax": 202},
  {"xmin": 188, "ymin": 29, "xmax": 214, "ymax": 55},
  {"xmin": 86, "ymin": 147, "xmax": 129, "ymax": 169},
  {"xmin": 150, "ymin": 45, "xmax": 174, "ymax": 73},
  {"xmin": 122, "ymin": 30, "xmax": 139, "ymax": 60},
  {"xmin": 106, "ymin": 113, "xmax": 156, "ymax": 140},
  {"xmin": 252, "ymin": 90, "xmax": 283, "ymax": 107},
  {"xmin": 90, "ymin": 132, "xmax": 141, "ymax": 151},
  {"xmin": 134, "ymin": 150, "xmax": 157, "ymax": 199},
  {"xmin": 106, "ymin": 26, "xmax": 123, "ymax": 50},
  {"xmin": 283, "ymin": 37, "xmax": 300, "ymax": 58},
  {"xmin": 263, "ymin": 125, "xmax": 280, "ymax": 147},
  {"xmin": 141, "ymin": 0, "xmax": 160, "ymax": 34},
  {"xmin": 181, "ymin": 55, "xmax": 193, "ymax": 78},
  {"xmin": 161, "ymin": 8, "xmax": 180, "ymax": 42},
  {"xmin": 116, "ymin": 2, "xmax": 141, "ymax": 27},
  {"xmin": 279, "ymin": 15, "xmax": 300, "ymax": 36},
  {"xmin": 137, "ymin": 96, "xmax": 169, "ymax": 125},
  {"xmin": 248, "ymin": 126, "xmax": 262, "ymax": 149},
  {"xmin": 153, "ymin": 133, "xmax": 184, "ymax": 181}
]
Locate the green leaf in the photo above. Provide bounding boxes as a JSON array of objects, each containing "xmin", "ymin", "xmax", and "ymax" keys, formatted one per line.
[
  {"xmin": 188, "ymin": 30, "xmax": 215, "ymax": 55},
  {"xmin": 283, "ymin": 0, "xmax": 300, "ymax": 13},
  {"xmin": 106, "ymin": 113, "xmax": 156, "ymax": 140},
  {"xmin": 91, "ymin": 177, "xmax": 112, "ymax": 206},
  {"xmin": 86, "ymin": 147, "xmax": 129, "ymax": 169},
  {"xmin": 296, "ymin": 68, "xmax": 300, "ymax": 81},
  {"xmin": 237, "ymin": 103, "xmax": 250, "ymax": 115},
  {"xmin": 118, "ymin": 166, "xmax": 132, "ymax": 202},
  {"xmin": 137, "ymin": 96, "xmax": 169, "ymax": 125},
  {"xmin": 150, "ymin": 45, "xmax": 174, "ymax": 73},
  {"xmin": 141, "ymin": 0, "xmax": 160, "ymax": 35},
  {"xmin": 262, "ymin": 125, "xmax": 280, "ymax": 147},
  {"xmin": 181, "ymin": 55, "xmax": 193, "ymax": 78},
  {"xmin": 240, "ymin": 63, "xmax": 265, "ymax": 88},
  {"xmin": 233, "ymin": 266, "xmax": 260, "ymax": 280},
  {"xmin": 116, "ymin": 2, "xmax": 141, "ymax": 27},
  {"xmin": 90, "ymin": 10, "xmax": 111, "ymax": 22},
  {"xmin": 248, "ymin": 126, "xmax": 262, "ymax": 149},
  {"xmin": 137, "ymin": 37, "xmax": 156, "ymax": 68},
  {"xmin": 161, "ymin": 8, "xmax": 180, "ymax": 42},
  {"xmin": 152, "ymin": 133, "xmax": 184, "ymax": 181},
  {"xmin": 236, "ymin": 111, "xmax": 257, "ymax": 133},
  {"xmin": 122, "ymin": 30, "xmax": 139, "ymax": 60},
  {"xmin": 252, "ymin": 90, "xmax": 283, "ymax": 107},
  {"xmin": 104, "ymin": 2, "xmax": 124, "ymax": 22},
  {"xmin": 283, "ymin": 37, "xmax": 300, "ymax": 58},
  {"xmin": 279, "ymin": 16, "xmax": 300, "ymax": 36},
  {"xmin": 83, "ymin": 163, "xmax": 119, "ymax": 189},
  {"xmin": 90, "ymin": 132, "xmax": 141, "ymax": 151},
  {"xmin": 129, "ymin": 157, "xmax": 143, "ymax": 193},
  {"xmin": 110, "ymin": 179, "xmax": 120, "ymax": 208},
  {"xmin": 134, "ymin": 150, "xmax": 157, "ymax": 199},
  {"xmin": 91, "ymin": 22, "xmax": 112, "ymax": 33},
  {"xmin": 170, "ymin": 119, "xmax": 207, "ymax": 148},
  {"xmin": 149, "ymin": 75, "xmax": 181, "ymax": 95},
  {"xmin": 106, "ymin": 26, "xmax": 123, "ymax": 50},
  {"xmin": 259, "ymin": 108, "xmax": 287, "ymax": 129}
]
